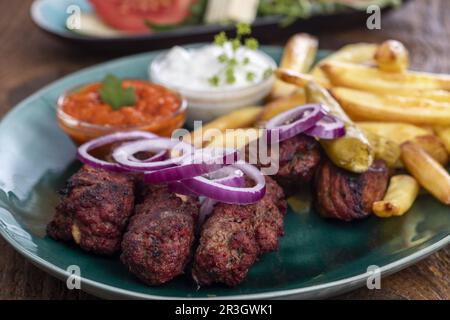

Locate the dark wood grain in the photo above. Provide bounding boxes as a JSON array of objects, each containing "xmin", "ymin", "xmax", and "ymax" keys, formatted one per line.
[{"xmin": 0, "ymin": 0, "xmax": 448, "ymax": 300}]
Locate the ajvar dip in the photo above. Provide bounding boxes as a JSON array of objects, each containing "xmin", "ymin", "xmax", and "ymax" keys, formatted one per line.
[{"xmin": 57, "ymin": 80, "xmax": 186, "ymax": 144}]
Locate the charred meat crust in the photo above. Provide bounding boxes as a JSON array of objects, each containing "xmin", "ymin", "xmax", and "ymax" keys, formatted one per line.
[
  {"xmin": 121, "ymin": 185, "xmax": 199, "ymax": 286},
  {"xmin": 272, "ymin": 134, "xmax": 322, "ymax": 193},
  {"xmin": 314, "ymin": 159, "xmax": 389, "ymax": 221},
  {"xmin": 192, "ymin": 177, "xmax": 287, "ymax": 287},
  {"xmin": 46, "ymin": 166, "xmax": 135, "ymax": 255}
]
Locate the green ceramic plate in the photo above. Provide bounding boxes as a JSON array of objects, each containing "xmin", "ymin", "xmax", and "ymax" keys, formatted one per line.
[{"xmin": 0, "ymin": 46, "xmax": 448, "ymax": 300}]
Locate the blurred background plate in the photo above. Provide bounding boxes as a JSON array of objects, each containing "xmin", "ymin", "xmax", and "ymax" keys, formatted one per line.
[
  {"xmin": 31, "ymin": 0, "xmax": 409, "ymax": 53},
  {"xmin": 0, "ymin": 46, "xmax": 448, "ymax": 300}
]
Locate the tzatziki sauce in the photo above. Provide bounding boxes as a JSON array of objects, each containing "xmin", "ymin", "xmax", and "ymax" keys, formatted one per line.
[{"xmin": 153, "ymin": 45, "xmax": 274, "ymax": 91}]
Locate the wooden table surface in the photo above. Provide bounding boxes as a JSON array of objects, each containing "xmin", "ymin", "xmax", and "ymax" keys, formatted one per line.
[{"xmin": 0, "ymin": 0, "xmax": 448, "ymax": 300}]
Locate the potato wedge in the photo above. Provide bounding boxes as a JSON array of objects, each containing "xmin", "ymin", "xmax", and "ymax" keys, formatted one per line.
[
  {"xmin": 311, "ymin": 43, "xmax": 378, "ymax": 87},
  {"xmin": 332, "ymin": 87, "xmax": 450, "ymax": 125},
  {"xmin": 362, "ymin": 130, "xmax": 401, "ymax": 168},
  {"xmin": 271, "ymin": 34, "xmax": 318, "ymax": 99},
  {"xmin": 401, "ymin": 141, "xmax": 450, "ymax": 205},
  {"xmin": 357, "ymin": 122, "xmax": 434, "ymax": 145},
  {"xmin": 186, "ymin": 106, "xmax": 262, "ymax": 147},
  {"xmin": 373, "ymin": 175, "xmax": 419, "ymax": 218},
  {"xmin": 259, "ymin": 91, "xmax": 306, "ymax": 122},
  {"xmin": 322, "ymin": 61, "xmax": 450, "ymax": 94},
  {"xmin": 412, "ymin": 135, "xmax": 449, "ymax": 166},
  {"xmin": 374, "ymin": 40, "xmax": 410, "ymax": 73},
  {"xmin": 434, "ymin": 126, "xmax": 450, "ymax": 154},
  {"xmin": 306, "ymin": 82, "xmax": 374, "ymax": 173}
]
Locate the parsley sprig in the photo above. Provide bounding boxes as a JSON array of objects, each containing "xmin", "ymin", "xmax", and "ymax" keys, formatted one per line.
[
  {"xmin": 208, "ymin": 23, "xmax": 272, "ymax": 87},
  {"xmin": 99, "ymin": 74, "xmax": 136, "ymax": 111}
]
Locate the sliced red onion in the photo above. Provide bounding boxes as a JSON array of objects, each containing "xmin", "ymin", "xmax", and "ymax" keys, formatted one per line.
[
  {"xmin": 144, "ymin": 148, "xmax": 240, "ymax": 183},
  {"xmin": 199, "ymin": 198, "xmax": 217, "ymax": 228},
  {"xmin": 305, "ymin": 115, "xmax": 346, "ymax": 140},
  {"xmin": 168, "ymin": 167, "xmax": 245, "ymax": 196},
  {"xmin": 198, "ymin": 167, "xmax": 246, "ymax": 226},
  {"xmin": 113, "ymin": 138, "xmax": 194, "ymax": 172},
  {"xmin": 206, "ymin": 166, "xmax": 245, "ymax": 187},
  {"xmin": 128, "ymin": 148, "xmax": 167, "ymax": 163},
  {"xmin": 181, "ymin": 162, "xmax": 265, "ymax": 205},
  {"xmin": 266, "ymin": 104, "xmax": 327, "ymax": 142},
  {"xmin": 168, "ymin": 181, "xmax": 199, "ymax": 197},
  {"xmin": 77, "ymin": 131, "xmax": 158, "ymax": 171}
]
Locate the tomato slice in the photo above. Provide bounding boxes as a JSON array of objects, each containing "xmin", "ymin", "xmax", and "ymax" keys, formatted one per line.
[{"xmin": 89, "ymin": 0, "xmax": 193, "ymax": 34}]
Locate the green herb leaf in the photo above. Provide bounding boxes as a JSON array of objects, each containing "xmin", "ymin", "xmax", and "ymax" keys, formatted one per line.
[
  {"xmin": 226, "ymin": 67, "xmax": 236, "ymax": 84},
  {"xmin": 99, "ymin": 74, "xmax": 136, "ymax": 111},
  {"xmin": 214, "ymin": 32, "xmax": 228, "ymax": 46},
  {"xmin": 245, "ymin": 38, "xmax": 259, "ymax": 50},
  {"xmin": 231, "ymin": 39, "xmax": 241, "ymax": 51},
  {"xmin": 236, "ymin": 22, "xmax": 251, "ymax": 36},
  {"xmin": 208, "ymin": 75, "xmax": 220, "ymax": 87},
  {"xmin": 246, "ymin": 72, "xmax": 256, "ymax": 82},
  {"xmin": 208, "ymin": 24, "xmax": 260, "ymax": 87},
  {"xmin": 263, "ymin": 68, "xmax": 274, "ymax": 79},
  {"xmin": 217, "ymin": 53, "xmax": 228, "ymax": 63}
]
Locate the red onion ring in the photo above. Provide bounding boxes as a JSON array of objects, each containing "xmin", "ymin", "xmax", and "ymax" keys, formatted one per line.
[
  {"xmin": 77, "ymin": 131, "xmax": 158, "ymax": 171},
  {"xmin": 127, "ymin": 146, "xmax": 167, "ymax": 163},
  {"xmin": 199, "ymin": 198, "xmax": 217, "ymax": 227},
  {"xmin": 144, "ymin": 148, "xmax": 240, "ymax": 183},
  {"xmin": 305, "ymin": 115, "xmax": 346, "ymax": 140},
  {"xmin": 168, "ymin": 181, "xmax": 199, "ymax": 196},
  {"xmin": 198, "ymin": 167, "xmax": 246, "ymax": 226},
  {"xmin": 181, "ymin": 162, "xmax": 265, "ymax": 205},
  {"xmin": 266, "ymin": 104, "xmax": 327, "ymax": 142},
  {"xmin": 112, "ymin": 138, "xmax": 194, "ymax": 172},
  {"xmin": 168, "ymin": 167, "xmax": 244, "ymax": 197}
]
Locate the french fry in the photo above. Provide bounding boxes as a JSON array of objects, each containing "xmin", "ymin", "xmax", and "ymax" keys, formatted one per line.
[
  {"xmin": 401, "ymin": 141, "xmax": 450, "ymax": 205},
  {"xmin": 321, "ymin": 61, "xmax": 450, "ymax": 94},
  {"xmin": 368, "ymin": 93, "xmax": 450, "ymax": 109},
  {"xmin": 373, "ymin": 175, "xmax": 419, "ymax": 218},
  {"xmin": 186, "ymin": 107, "xmax": 262, "ymax": 147},
  {"xmin": 311, "ymin": 43, "xmax": 378, "ymax": 87},
  {"xmin": 412, "ymin": 135, "xmax": 449, "ymax": 166},
  {"xmin": 387, "ymin": 90, "xmax": 450, "ymax": 103},
  {"xmin": 259, "ymin": 91, "xmax": 306, "ymax": 122},
  {"xmin": 332, "ymin": 87, "xmax": 450, "ymax": 125},
  {"xmin": 362, "ymin": 130, "xmax": 400, "ymax": 168},
  {"xmin": 207, "ymin": 128, "xmax": 262, "ymax": 149},
  {"xmin": 374, "ymin": 40, "xmax": 410, "ymax": 73},
  {"xmin": 357, "ymin": 122, "xmax": 434, "ymax": 145},
  {"xmin": 271, "ymin": 34, "xmax": 318, "ymax": 99},
  {"xmin": 434, "ymin": 126, "xmax": 450, "ymax": 154},
  {"xmin": 275, "ymin": 68, "xmax": 327, "ymax": 88},
  {"xmin": 306, "ymin": 82, "xmax": 374, "ymax": 173}
]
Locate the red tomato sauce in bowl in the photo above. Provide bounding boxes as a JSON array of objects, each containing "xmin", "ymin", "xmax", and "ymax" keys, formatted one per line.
[{"xmin": 57, "ymin": 80, "xmax": 187, "ymax": 144}]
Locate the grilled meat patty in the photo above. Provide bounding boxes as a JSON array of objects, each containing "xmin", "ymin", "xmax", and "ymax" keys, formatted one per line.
[
  {"xmin": 121, "ymin": 185, "xmax": 199, "ymax": 286},
  {"xmin": 254, "ymin": 134, "xmax": 321, "ymax": 194},
  {"xmin": 314, "ymin": 159, "xmax": 389, "ymax": 221},
  {"xmin": 47, "ymin": 166, "xmax": 135, "ymax": 255},
  {"xmin": 192, "ymin": 177, "xmax": 287, "ymax": 287},
  {"xmin": 276, "ymin": 134, "xmax": 321, "ymax": 191}
]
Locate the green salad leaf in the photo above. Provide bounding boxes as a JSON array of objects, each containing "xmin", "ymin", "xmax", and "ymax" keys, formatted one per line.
[
  {"xmin": 99, "ymin": 74, "xmax": 136, "ymax": 110},
  {"xmin": 258, "ymin": 0, "xmax": 402, "ymax": 26}
]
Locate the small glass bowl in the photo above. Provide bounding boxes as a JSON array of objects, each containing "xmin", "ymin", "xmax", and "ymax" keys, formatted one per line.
[{"xmin": 56, "ymin": 83, "xmax": 187, "ymax": 145}]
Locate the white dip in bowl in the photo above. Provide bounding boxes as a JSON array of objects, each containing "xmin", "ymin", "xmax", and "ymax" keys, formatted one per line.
[{"xmin": 150, "ymin": 45, "xmax": 276, "ymax": 125}]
